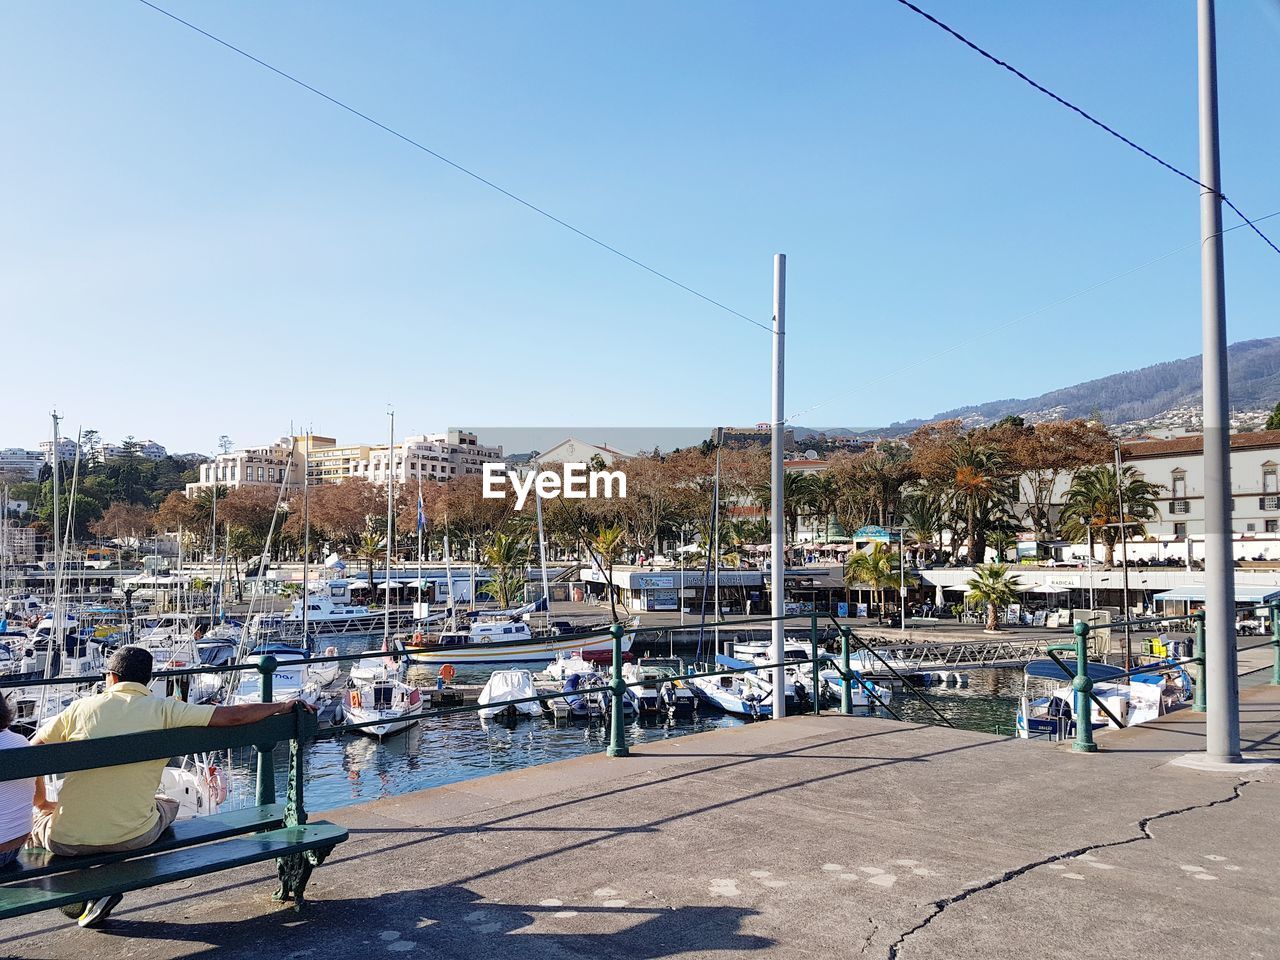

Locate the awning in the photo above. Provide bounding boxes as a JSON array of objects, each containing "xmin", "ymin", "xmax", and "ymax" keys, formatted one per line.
[{"xmin": 1153, "ymin": 584, "xmax": 1280, "ymax": 604}]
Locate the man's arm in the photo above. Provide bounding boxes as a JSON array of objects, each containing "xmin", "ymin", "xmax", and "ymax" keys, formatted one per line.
[{"xmin": 208, "ymin": 698, "xmax": 316, "ymax": 727}]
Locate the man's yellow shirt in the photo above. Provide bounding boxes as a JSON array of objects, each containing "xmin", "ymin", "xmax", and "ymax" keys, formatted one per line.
[{"xmin": 39, "ymin": 682, "xmax": 216, "ymax": 848}]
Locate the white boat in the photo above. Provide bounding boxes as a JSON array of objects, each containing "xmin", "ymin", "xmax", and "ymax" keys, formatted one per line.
[
  {"xmin": 729, "ymin": 640, "xmax": 816, "ymax": 710},
  {"xmin": 687, "ymin": 657, "xmax": 775, "ymax": 719},
  {"xmin": 819, "ymin": 668, "xmax": 892, "ymax": 711},
  {"xmin": 1014, "ymin": 658, "xmax": 1190, "ymax": 740},
  {"xmin": 338, "ymin": 676, "xmax": 423, "ymax": 738},
  {"xmin": 224, "ymin": 647, "xmax": 332, "ymax": 708},
  {"xmin": 406, "ymin": 617, "xmax": 634, "ymax": 666},
  {"xmin": 477, "ymin": 669, "xmax": 543, "ymax": 721},
  {"xmin": 622, "ymin": 656, "xmax": 693, "ymax": 716},
  {"xmin": 542, "ymin": 652, "xmax": 595, "ymax": 681}
]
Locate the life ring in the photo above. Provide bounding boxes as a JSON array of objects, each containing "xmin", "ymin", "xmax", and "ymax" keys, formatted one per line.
[
  {"xmin": 439, "ymin": 664, "xmax": 456, "ymax": 683},
  {"xmin": 205, "ymin": 764, "xmax": 230, "ymax": 806}
]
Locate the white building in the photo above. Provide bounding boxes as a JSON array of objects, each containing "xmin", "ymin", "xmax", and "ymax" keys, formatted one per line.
[
  {"xmin": 0, "ymin": 449, "xmax": 44, "ymax": 480},
  {"xmin": 39, "ymin": 438, "xmax": 79, "ymax": 464},
  {"xmin": 356, "ymin": 430, "xmax": 504, "ymax": 486},
  {"xmin": 186, "ymin": 430, "xmax": 502, "ymax": 495},
  {"xmin": 95, "ymin": 440, "xmax": 168, "ymax": 462},
  {"xmin": 1122, "ymin": 429, "xmax": 1280, "ymax": 555},
  {"xmin": 535, "ymin": 438, "xmax": 632, "ymax": 467},
  {"xmin": 185, "ymin": 437, "xmax": 305, "ymax": 496}
]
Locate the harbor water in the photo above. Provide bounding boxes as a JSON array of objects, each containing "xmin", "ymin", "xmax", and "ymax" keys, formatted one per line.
[{"xmin": 215, "ymin": 635, "xmax": 1026, "ymax": 814}]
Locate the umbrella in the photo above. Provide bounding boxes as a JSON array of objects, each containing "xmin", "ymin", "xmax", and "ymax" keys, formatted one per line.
[
  {"xmin": 378, "ymin": 580, "xmax": 404, "ymax": 590},
  {"xmin": 1023, "ymin": 584, "xmax": 1068, "ymax": 594},
  {"xmin": 346, "ymin": 579, "xmax": 370, "ymax": 589}
]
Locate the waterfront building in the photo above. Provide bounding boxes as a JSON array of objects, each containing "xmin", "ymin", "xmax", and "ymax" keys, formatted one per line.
[{"xmin": 186, "ymin": 437, "xmax": 306, "ymax": 495}]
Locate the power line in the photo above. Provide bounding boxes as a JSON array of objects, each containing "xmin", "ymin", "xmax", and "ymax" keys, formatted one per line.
[
  {"xmin": 133, "ymin": 0, "xmax": 771, "ymax": 333},
  {"xmin": 785, "ymin": 209, "xmax": 1280, "ymax": 425},
  {"xmin": 889, "ymin": 0, "xmax": 1280, "ymax": 258}
]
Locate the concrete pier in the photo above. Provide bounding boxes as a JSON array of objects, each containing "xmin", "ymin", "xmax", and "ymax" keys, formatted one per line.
[{"xmin": 3, "ymin": 689, "xmax": 1278, "ymax": 959}]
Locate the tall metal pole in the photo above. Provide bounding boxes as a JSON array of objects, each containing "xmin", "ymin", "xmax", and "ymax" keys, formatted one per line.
[
  {"xmin": 384, "ymin": 411, "xmax": 394, "ymax": 645},
  {"xmin": 1197, "ymin": 0, "xmax": 1240, "ymax": 762},
  {"xmin": 1114, "ymin": 442, "xmax": 1132, "ymax": 670},
  {"xmin": 301, "ymin": 433, "xmax": 310, "ymax": 644},
  {"xmin": 770, "ymin": 253, "xmax": 787, "ymax": 719}
]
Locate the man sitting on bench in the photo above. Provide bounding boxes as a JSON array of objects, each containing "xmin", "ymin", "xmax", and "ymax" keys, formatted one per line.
[{"xmin": 30, "ymin": 645, "xmax": 313, "ymax": 929}]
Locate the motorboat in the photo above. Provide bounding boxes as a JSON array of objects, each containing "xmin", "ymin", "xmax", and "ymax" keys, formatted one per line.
[
  {"xmin": 1014, "ymin": 658, "xmax": 1189, "ymax": 740},
  {"xmin": 686, "ymin": 656, "xmax": 775, "ymax": 719},
  {"xmin": 551, "ymin": 671, "xmax": 605, "ymax": 720},
  {"xmin": 405, "ymin": 615, "xmax": 634, "ymax": 666},
  {"xmin": 819, "ymin": 668, "xmax": 892, "ymax": 712},
  {"xmin": 622, "ymin": 656, "xmax": 693, "ymax": 716},
  {"xmin": 224, "ymin": 647, "xmax": 332, "ymax": 708},
  {"xmin": 338, "ymin": 676, "xmax": 423, "ymax": 738},
  {"xmin": 729, "ymin": 640, "xmax": 815, "ymax": 710},
  {"xmin": 477, "ymin": 669, "xmax": 543, "ymax": 721}
]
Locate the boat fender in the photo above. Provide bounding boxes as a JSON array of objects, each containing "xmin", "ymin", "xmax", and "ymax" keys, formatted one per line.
[
  {"xmin": 349, "ymin": 689, "xmax": 362, "ymax": 709},
  {"xmin": 205, "ymin": 764, "xmax": 230, "ymax": 806},
  {"xmin": 413, "ymin": 632, "xmax": 423, "ymax": 645}
]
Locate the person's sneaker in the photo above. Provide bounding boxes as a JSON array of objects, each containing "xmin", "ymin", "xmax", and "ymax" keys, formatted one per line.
[{"xmin": 77, "ymin": 894, "xmax": 123, "ymax": 928}]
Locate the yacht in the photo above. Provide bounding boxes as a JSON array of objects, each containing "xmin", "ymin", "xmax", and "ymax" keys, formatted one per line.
[{"xmin": 338, "ymin": 675, "xmax": 423, "ymax": 739}]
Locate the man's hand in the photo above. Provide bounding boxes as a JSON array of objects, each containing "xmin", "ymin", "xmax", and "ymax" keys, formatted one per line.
[{"xmin": 285, "ymin": 698, "xmax": 318, "ymax": 715}]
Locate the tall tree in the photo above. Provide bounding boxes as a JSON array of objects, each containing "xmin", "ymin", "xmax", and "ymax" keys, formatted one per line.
[{"xmin": 1059, "ymin": 464, "xmax": 1163, "ymax": 566}]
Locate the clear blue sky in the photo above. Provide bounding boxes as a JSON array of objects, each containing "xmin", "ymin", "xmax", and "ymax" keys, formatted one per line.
[{"xmin": 2, "ymin": 1, "xmax": 1277, "ymax": 453}]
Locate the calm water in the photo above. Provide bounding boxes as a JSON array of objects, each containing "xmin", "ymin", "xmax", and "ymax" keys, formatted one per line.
[{"xmin": 216, "ymin": 639, "xmax": 1023, "ymax": 814}]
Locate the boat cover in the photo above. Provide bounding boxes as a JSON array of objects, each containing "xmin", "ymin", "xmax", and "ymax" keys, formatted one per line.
[
  {"xmin": 478, "ymin": 669, "xmax": 542, "ymax": 717},
  {"xmin": 1024, "ymin": 659, "xmax": 1126, "ymax": 682}
]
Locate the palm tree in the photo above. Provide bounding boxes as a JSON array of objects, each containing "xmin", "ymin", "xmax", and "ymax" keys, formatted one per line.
[
  {"xmin": 948, "ymin": 438, "xmax": 1013, "ymax": 565},
  {"xmin": 988, "ymin": 529, "xmax": 1017, "ymax": 563},
  {"xmin": 844, "ymin": 542, "xmax": 917, "ymax": 622},
  {"xmin": 590, "ymin": 524, "xmax": 627, "ymax": 621},
  {"xmin": 965, "ymin": 562, "xmax": 1022, "ymax": 632},
  {"xmin": 756, "ymin": 471, "xmax": 818, "ymax": 545},
  {"xmin": 479, "ymin": 530, "xmax": 531, "ymax": 607},
  {"xmin": 1060, "ymin": 464, "xmax": 1162, "ymax": 566},
  {"xmin": 355, "ymin": 530, "xmax": 384, "ymax": 600}
]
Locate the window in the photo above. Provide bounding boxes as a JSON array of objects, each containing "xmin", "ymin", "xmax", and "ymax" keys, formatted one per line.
[
  {"xmin": 1267, "ymin": 520, "xmax": 1278, "ymax": 533},
  {"xmin": 268, "ymin": 467, "xmax": 275, "ymax": 481},
  {"xmin": 1171, "ymin": 471, "xmax": 1186, "ymax": 498},
  {"xmin": 1246, "ymin": 523, "xmax": 1256, "ymax": 532},
  {"xmin": 1265, "ymin": 466, "xmax": 1278, "ymax": 494},
  {"xmin": 258, "ymin": 466, "xmax": 265, "ymax": 481},
  {"xmin": 1174, "ymin": 522, "xmax": 1187, "ymax": 538}
]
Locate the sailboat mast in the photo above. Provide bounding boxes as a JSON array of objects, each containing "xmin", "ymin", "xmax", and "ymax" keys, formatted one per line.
[
  {"xmin": 534, "ymin": 485, "xmax": 552, "ymax": 629},
  {"xmin": 384, "ymin": 411, "xmax": 394, "ymax": 643},
  {"xmin": 209, "ymin": 440, "xmax": 218, "ymax": 619},
  {"xmin": 301, "ymin": 432, "xmax": 310, "ymax": 644},
  {"xmin": 443, "ymin": 510, "xmax": 455, "ymax": 613},
  {"xmin": 416, "ymin": 475, "xmax": 423, "ymax": 612}
]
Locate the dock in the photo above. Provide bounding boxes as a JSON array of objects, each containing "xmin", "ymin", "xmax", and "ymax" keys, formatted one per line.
[{"xmin": 3, "ymin": 686, "xmax": 1277, "ymax": 958}]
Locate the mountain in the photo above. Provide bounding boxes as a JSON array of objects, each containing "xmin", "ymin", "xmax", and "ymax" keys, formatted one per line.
[{"xmin": 799, "ymin": 336, "xmax": 1280, "ymax": 439}]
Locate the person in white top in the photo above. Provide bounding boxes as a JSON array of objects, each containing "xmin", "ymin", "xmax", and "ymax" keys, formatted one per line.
[{"xmin": 0, "ymin": 693, "xmax": 36, "ymax": 868}]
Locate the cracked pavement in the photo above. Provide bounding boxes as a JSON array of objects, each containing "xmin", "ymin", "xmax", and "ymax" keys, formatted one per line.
[{"xmin": 2, "ymin": 687, "xmax": 1278, "ymax": 960}]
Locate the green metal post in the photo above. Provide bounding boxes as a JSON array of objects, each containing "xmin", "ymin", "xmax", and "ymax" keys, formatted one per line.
[
  {"xmin": 839, "ymin": 627, "xmax": 853, "ymax": 716},
  {"xmin": 1271, "ymin": 602, "xmax": 1280, "ymax": 687},
  {"xmin": 1071, "ymin": 622, "xmax": 1097, "ymax": 753},
  {"xmin": 607, "ymin": 623, "xmax": 629, "ymax": 757},
  {"xmin": 255, "ymin": 654, "xmax": 278, "ymax": 805},
  {"xmin": 810, "ymin": 611, "xmax": 820, "ymax": 715},
  {"xmin": 1193, "ymin": 611, "xmax": 1207, "ymax": 713}
]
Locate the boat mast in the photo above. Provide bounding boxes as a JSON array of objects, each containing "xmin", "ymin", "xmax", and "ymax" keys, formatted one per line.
[
  {"xmin": 301, "ymin": 432, "xmax": 310, "ymax": 644},
  {"xmin": 209, "ymin": 439, "xmax": 218, "ymax": 620},
  {"xmin": 443, "ymin": 509, "xmax": 456, "ymax": 615},
  {"xmin": 384, "ymin": 411, "xmax": 394, "ymax": 644},
  {"xmin": 47, "ymin": 411, "xmax": 62, "ymax": 683},
  {"xmin": 416, "ymin": 474, "xmax": 424, "ymax": 614},
  {"xmin": 534, "ymin": 484, "xmax": 552, "ymax": 629}
]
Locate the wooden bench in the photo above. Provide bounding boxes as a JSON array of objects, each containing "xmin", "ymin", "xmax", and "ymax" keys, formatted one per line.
[{"xmin": 0, "ymin": 703, "xmax": 347, "ymax": 921}]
